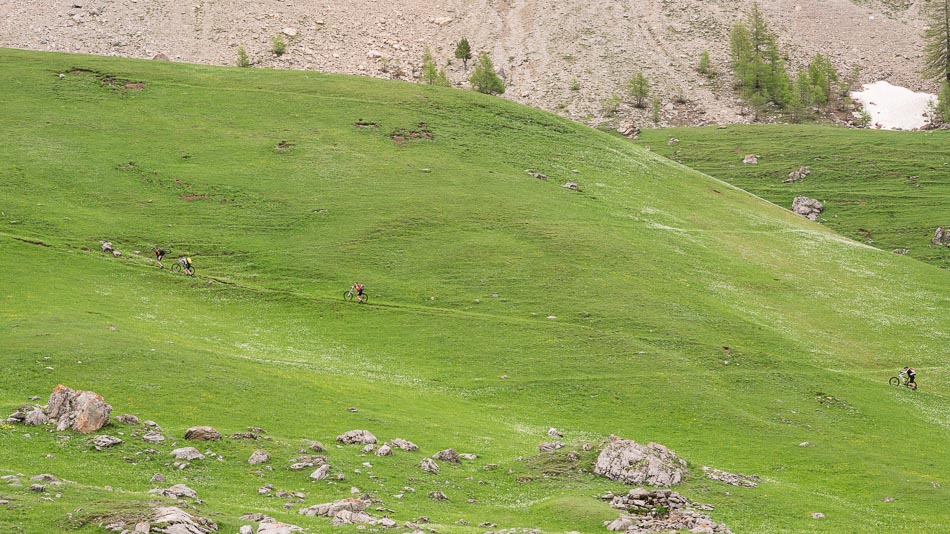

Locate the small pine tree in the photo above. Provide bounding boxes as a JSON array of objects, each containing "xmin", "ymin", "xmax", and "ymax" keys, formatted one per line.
[
  {"xmin": 469, "ymin": 53, "xmax": 505, "ymax": 95},
  {"xmin": 455, "ymin": 38, "xmax": 473, "ymax": 70},
  {"xmin": 237, "ymin": 46, "xmax": 250, "ymax": 68},
  {"xmin": 627, "ymin": 71, "xmax": 650, "ymax": 108},
  {"xmin": 271, "ymin": 36, "xmax": 286, "ymax": 56},
  {"xmin": 422, "ymin": 46, "xmax": 438, "ymax": 85},
  {"xmin": 748, "ymin": 92, "xmax": 768, "ymax": 122},
  {"xmin": 698, "ymin": 50, "xmax": 712, "ymax": 75},
  {"xmin": 602, "ymin": 94, "xmax": 622, "ymax": 115},
  {"xmin": 806, "ymin": 53, "xmax": 838, "ymax": 107},
  {"xmin": 938, "ymin": 80, "xmax": 950, "ymax": 124},
  {"xmin": 570, "ymin": 78, "xmax": 581, "ymax": 91},
  {"xmin": 435, "ymin": 68, "xmax": 451, "ymax": 87},
  {"xmin": 651, "ymin": 98, "xmax": 662, "ymax": 124}
]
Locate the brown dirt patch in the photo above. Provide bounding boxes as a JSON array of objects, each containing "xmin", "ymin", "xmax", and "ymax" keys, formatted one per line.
[
  {"xmin": 274, "ymin": 140, "xmax": 295, "ymax": 152},
  {"xmin": 391, "ymin": 122, "xmax": 434, "ymax": 144},
  {"xmin": 181, "ymin": 194, "xmax": 211, "ymax": 202},
  {"xmin": 354, "ymin": 119, "xmax": 379, "ymax": 129}
]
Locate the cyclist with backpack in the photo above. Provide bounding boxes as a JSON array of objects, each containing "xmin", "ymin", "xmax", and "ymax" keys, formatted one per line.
[{"xmin": 901, "ymin": 366, "xmax": 917, "ymax": 388}]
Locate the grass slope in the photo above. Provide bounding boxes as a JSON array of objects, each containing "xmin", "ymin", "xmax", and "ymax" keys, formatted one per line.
[
  {"xmin": 1, "ymin": 49, "xmax": 949, "ymax": 533},
  {"xmin": 636, "ymin": 125, "xmax": 950, "ymax": 267}
]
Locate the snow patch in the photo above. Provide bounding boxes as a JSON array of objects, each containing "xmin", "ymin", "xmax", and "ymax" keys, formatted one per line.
[{"xmin": 851, "ymin": 81, "xmax": 936, "ymax": 130}]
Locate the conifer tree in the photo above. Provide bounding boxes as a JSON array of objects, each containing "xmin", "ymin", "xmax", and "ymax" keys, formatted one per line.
[
  {"xmin": 627, "ymin": 71, "xmax": 650, "ymax": 108},
  {"xmin": 924, "ymin": 0, "xmax": 950, "ymax": 82},
  {"xmin": 455, "ymin": 38, "xmax": 473, "ymax": 70},
  {"xmin": 469, "ymin": 53, "xmax": 505, "ymax": 95},
  {"xmin": 422, "ymin": 46, "xmax": 438, "ymax": 85}
]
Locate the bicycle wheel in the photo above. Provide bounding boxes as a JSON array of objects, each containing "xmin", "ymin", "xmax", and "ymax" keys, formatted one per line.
[
  {"xmin": 888, "ymin": 377, "xmax": 900, "ymax": 387},
  {"xmin": 171, "ymin": 263, "xmax": 182, "ymax": 273},
  {"xmin": 909, "ymin": 382, "xmax": 918, "ymax": 391},
  {"xmin": 343, "ymin": 290, "xmax": 354, "ymax": 302},
  {"xmin": 358, "ymin": 293, "xmax": 368, "ymax": 304}
]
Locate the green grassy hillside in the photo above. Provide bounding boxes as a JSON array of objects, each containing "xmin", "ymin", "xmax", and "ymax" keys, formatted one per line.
[
  {"xmin": 1, "ymin": 49, "xmax": 949, "ymax": 533},
  {"xmin": 636, "ymin": 125, "xmax": 950, "ymax": 267}
]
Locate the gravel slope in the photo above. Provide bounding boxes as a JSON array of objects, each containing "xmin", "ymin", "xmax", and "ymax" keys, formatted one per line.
[{"xmin": 0, "ymin": 0, "xmax": 932, "ymax": 126}]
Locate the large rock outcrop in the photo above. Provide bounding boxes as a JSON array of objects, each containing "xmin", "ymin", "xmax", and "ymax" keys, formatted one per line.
[
  {"xmin": 46, "ymin": 384, "xmax": 112, "ymax": 433},
  {"xmin": 593, "ymin": 435, "xmax": 688, "ymax": 487}
]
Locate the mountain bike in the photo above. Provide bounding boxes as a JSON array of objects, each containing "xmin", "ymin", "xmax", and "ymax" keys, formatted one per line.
[
  {"xmin": 889, "ymin": 374, "xmax": 917, "ymax": 390},
  {"xmin": 343, "ymin": 289, "xmax": 367, "ymax": 303},
  {"xmin": 171, "ymin": 260, "xmax": 195, "ymax": 276}
]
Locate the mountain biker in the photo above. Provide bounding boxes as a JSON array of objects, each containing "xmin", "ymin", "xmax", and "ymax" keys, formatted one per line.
[
  {"xmin": 152, "ymin": 247, "xmax": 169, "ymax": 269},
  {"xmin": 179, "ymin": 256, "xmax": 194, "ymax": 276},
  {"xmin": 901, "ymin": 366, "xmax": 917, "ymax": 388},
  {"xmin": 352, "ymin": 282, "xmax": 365, "ymax": 303}
]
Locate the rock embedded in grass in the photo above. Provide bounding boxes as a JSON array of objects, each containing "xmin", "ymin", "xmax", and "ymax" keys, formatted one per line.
[
  {"xmin": 24, "ymin": 408, "xmax": 47, "ymax": 426},
  {"xmin": 303, "ymin": 439, "xmax": 326, "ymax": 452},
  {"xmin": 91, "ymin": 435, "xmax": 122, "ymax": 449},
  {"xmin": 170, "ymin": 447, "xmax": 205, "ymax": 461},
  {"xmin": 151, "ymin": 506, "xmax": 217, "ymax": 533},
  {"xmin": 791, "ymin": 197, "xmax": 824, "ymax": 221},
  {"xmin": 184, "ymin": 426, "xmax": 221, "ymax": 441},
  {"xmin": 143, "ymin": 431, "xmax": 165, "ymax": 443},
  {"xmin": 149, "ymin": 483, "xmax": 198, "ymax": 500},
  {"xmin": 375, "ymin": 444, "xmax": 393, "ymax": 456},
  {"xmin": 388, "ymin": 438, "xmax": 418, "ymax": 451},
  {"xmin": 538, "ymin": 441, "xmax": 563, "ymax": 452},
  {"xmin": 428, "ymin": 490, "xmax": 448, "ymax": 501},
  {"xmin": 701, "ymin": 466, "xmax": 760, "ymax": 488},
  {"xmin": 419, "ymin": 458, "xmax": 439, "ymax": 473},
  {"xmin": 433, "ymin": 449, "xmax": 460, "ymax": 463},
  {"xmin": 336, "ymin": 429, "xmax": 377, "ymax": 445},
  {"xmin": 116, "ymin": 414, "xmax": 139, "ymax": 425},
  {"xmin": 309, "ymin": 464, "xmax": 330, "ymax": 480},
  {"xmin": 248, "ymin": 450, "xmax": 270, "ymax": 464}
]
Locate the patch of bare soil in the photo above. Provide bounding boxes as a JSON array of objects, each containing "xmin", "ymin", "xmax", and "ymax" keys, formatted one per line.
[{"xmin": 391, "ymin": 123, "xmax": 433, "ymax": 143}]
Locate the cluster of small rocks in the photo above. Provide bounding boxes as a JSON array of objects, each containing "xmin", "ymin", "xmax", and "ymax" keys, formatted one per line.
[
  {"xmin": 100, "ymin": 240, "xmax": 122, "ymax": 257},
  {"xmin": 239, "ymin": 513, "xmax": 305, "ymax": 533},
  {"xmin": 299, "ymin": 497, "xmax": 396, "ymax": 527},
  {"xmin": 616, "ymin": 121, "xmax": 640, "ymax": 139},
  {"xmin": 933, "ymin": 226, "xmax": 950, "ymax": 246},
  {"xmin": 102, "ymin": 506, "xmax": 217, "ymax": 534},
  {"xmin": 783, "ymin": 166, "xmax": 811, "ymax": 183},
  {"xmin": 602, "ymin": 488, "xmax": 732, "ymax": 534},
  {"xmin": 701, "ymin": 466, "xmax": 759, "ymax": 488},
  {"xmin": 792, "ymin": 196, "xmax": 824, "ymax": 221}
]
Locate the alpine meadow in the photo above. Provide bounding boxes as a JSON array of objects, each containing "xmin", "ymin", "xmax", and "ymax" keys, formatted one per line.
[{"xmin": 1, "ymin": 48, "xmax": 949, "ymax": 534}]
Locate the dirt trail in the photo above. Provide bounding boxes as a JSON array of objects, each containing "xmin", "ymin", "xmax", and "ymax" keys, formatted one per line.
[{"xmin": 0, "ymin": 0, "xmax": 932, "ymax": 127}]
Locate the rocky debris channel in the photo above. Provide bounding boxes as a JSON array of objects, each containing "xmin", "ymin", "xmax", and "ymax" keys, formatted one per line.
[{"xmin": 602, "ymin": 488, "xmax": 732, "ymax": 534}]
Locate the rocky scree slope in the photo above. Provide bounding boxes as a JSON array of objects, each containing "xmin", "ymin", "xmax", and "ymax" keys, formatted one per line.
[{"xmin": 0, "ymin": 0, "xmax": 933, "ymax": 126}]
